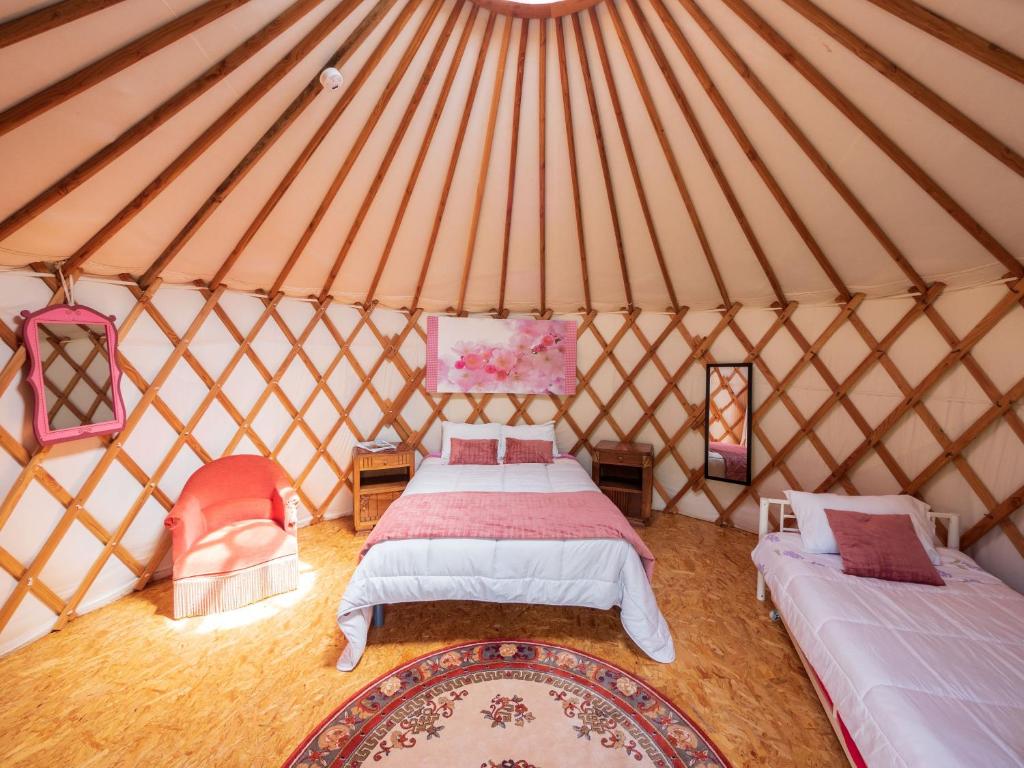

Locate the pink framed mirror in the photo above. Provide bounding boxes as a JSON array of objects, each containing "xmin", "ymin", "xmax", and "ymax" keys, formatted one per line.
[{"xmin": 20, "ymin": 304, "xmax": 126, "ymax": 446}]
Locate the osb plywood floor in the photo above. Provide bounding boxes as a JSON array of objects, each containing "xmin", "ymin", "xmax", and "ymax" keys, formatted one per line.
[{"xmin": 0, "ymin": 515, "xmax": 845, "ymax": 768}]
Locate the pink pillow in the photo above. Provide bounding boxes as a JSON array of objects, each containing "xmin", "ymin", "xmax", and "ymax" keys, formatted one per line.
[
  {"xmin": 448, "ymin": 438, "xmax": 499, "ymax": 465},
  {"xmin": 825, "ymin": 509, "xmax": 944, "ymax": 587},
  {"xmin": 503, "ymin": 438, "xmax": 554, "ymax": 464}
]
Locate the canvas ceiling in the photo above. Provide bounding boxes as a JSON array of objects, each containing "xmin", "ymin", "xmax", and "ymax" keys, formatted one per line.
[{"xmin": 0, "ymin": 0, "xmax": 1022, "ymax": 311}]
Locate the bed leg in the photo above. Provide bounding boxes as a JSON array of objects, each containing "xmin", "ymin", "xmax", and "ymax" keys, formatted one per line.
[
  {"xmin": 372, "ymin": 604, "xmax": 385, "ymax": 628},
  {"xmin": 756, "ymin": 572, "xmax": 766, "ymax": 602}
]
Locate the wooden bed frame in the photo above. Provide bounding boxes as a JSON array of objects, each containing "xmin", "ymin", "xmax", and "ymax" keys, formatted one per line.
[{"xmin": 755, "ymin": 498, "xmax": 961, "ymax": 767}]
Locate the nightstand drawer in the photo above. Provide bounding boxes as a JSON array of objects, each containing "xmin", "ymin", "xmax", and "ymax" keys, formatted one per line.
[
  {"xmin": 360, "ymin": 451, "xmax": 411, "ymax": 470},
  {"xmin": 596, "ymin": 449, "xmax": 645, "ymax": 467}
]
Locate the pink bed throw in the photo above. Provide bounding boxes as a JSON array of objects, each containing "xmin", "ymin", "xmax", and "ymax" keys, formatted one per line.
[
  {"xmin": 360, "ymin": 491, "xmax": 655, "ymax": 579},
  {"xmin": 710, "ymin": 441, "xmax": 748, "ymax": 482}
]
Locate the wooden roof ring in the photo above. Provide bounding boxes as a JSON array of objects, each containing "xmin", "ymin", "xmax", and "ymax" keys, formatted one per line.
[{"xmin": 468, "ymin": 0, "xmax": 603, "ymax": 20}]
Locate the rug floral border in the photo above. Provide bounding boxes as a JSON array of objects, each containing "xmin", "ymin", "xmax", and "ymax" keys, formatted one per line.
[{"xmin": 283, "ymin": 640, "xmax": 730, "ymax": 768}]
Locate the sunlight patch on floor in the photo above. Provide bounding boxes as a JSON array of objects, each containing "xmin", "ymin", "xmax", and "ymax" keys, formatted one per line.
[{"xmin": 163, "ymin": 560, "xmax": 317, "ymax": 633}]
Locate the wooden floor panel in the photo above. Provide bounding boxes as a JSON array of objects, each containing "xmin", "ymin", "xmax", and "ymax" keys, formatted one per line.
[{"xmin": 0, "ymin": 514, "xmax": 845, "ymax": 767}]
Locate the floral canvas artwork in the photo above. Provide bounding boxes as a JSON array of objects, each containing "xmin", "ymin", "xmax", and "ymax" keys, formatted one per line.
[{"xmin": 426, "ymin": 316, "xmax": 577, "ymax": 395}]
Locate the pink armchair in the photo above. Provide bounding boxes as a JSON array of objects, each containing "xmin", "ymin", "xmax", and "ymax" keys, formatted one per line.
[{"xmin": 164, "ymin": 455, "xmax": 300, "ymax": 618}]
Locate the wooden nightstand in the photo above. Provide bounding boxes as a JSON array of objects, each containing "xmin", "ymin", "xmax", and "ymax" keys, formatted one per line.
[
  {"xmin": 592, "ymin": 440, "xmax": 653, "ymax": 527},
  {"xmin": 352, "ymin": 443, "xmax": 414, "ymax": 532}
]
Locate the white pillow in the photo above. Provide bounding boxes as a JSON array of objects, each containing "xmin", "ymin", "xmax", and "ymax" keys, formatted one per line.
[
  {"xmin": 440, "ymin": 421, "xmax": 502, "ymax": 462},
  {"xmin": 500, "ymin": 422, "xmax": 559, "ymax": 462},
  {"xmin": 784, "ymin": 490, "xmax": 941, "ymax": 565}
]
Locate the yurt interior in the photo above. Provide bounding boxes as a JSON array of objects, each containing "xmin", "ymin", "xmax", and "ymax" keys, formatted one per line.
[{"xmin": 1, "ymin": 0, "xmax": 1023, "ymax": 765}]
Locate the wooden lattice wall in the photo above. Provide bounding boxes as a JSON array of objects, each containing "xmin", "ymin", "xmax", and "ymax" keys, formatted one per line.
[{"xmin": 1, "ymin": 267, "xmax": 1023, "ymax": 653}]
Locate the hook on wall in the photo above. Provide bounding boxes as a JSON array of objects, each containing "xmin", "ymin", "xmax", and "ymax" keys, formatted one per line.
[{"xmin": 56, "ymin": 262, "xmax": 75, "ymax": 306}]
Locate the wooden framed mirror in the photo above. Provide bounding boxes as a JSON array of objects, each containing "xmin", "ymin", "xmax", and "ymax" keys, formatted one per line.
[
  {"xmin": 704, "ymin": 362, "xmax": 753, "ymax": 486},
  {"xmin": 20, "ymin": 304, "xmax": 126, "ymax": 446}
]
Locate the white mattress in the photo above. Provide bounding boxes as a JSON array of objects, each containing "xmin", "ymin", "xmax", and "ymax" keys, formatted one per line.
[
  {"xmin": 336, "ymin": 457, "xmax": 674, "ymax": 671},
  {"xmin": 753, "ymin": 532, "xmax": 1024, "ymax": 768}
]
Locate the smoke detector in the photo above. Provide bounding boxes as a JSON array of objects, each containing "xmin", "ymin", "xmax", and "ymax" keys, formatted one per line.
[{"xmin": 319, "ymin": 67, "xmax": 343, "ymax": 91}]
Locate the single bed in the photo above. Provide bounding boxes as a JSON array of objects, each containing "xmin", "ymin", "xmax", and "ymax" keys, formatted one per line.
[
  {"xmin": 753, "ymin": 498, "xmax": 1024, "ymax": 768},
  {"xmin": 335, "ymin": 456, "xmax": 674, "ymax": 671}
]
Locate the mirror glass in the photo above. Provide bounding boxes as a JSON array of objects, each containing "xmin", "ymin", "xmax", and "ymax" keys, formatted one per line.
[
  {"xmin": 704, "ymin": 363, "xmax": 753, "ymax": 485},
  {"xmin": 38, "ymin": 322, "xmax": 116, "ymax": 429}
]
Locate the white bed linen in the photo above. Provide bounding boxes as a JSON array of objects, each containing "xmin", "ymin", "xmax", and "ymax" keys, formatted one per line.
[
  {"xmin": 707, "ymin": 451, "xmax": 725, "ymax": 477},
  {"xmin": 753, "ymin": 532, "xmax": 1024, "ymax": 767},
  {"xmin": 336, "ymin": 458, "xmax": 674, "ymax": 671}
]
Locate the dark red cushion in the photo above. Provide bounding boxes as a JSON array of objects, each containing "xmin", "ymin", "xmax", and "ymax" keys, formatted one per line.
[
  {"xmin": 825, "ymin": 509, "xmax": 944, "ymax": 586},
  {"xmin": 448, "ymin": 437, "xmax": 499, "ymax": 465},
  {"xmin": 504, "ymin": 438, "xmax": 554, "ymax": 464}
]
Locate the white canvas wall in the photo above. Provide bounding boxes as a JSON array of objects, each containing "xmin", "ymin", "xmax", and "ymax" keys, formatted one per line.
[{"xmin": 0, "ymin": 271, "xmax": 1021, "ymax": 657}]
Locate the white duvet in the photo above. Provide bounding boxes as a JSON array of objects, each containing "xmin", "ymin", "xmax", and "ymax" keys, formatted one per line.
[
  {"xmin": 336, "ymin": 457, "xmax": 675, "ymax": 671},
  {"xmin": 753, "ymin": 532, "xmax": 1024, "ymax": 767}
]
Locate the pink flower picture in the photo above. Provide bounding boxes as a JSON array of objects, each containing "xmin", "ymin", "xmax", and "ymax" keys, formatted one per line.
[{"xmin": 426, "ymin": 317, "xmax": 577, "ymax": 395}]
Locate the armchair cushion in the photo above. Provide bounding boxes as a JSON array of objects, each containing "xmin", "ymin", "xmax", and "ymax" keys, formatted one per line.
[
  {"xmin": 173, "ymin": 519, "xmax": 297, "ymax": 581},
  {"xmin": 203, "ymin": 497, "xmax": 275, "ymax": 531}
]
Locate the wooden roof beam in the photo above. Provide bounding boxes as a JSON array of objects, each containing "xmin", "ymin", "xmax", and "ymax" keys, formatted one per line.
[
  {"xmin": 780, "ymin": 0, "xmax": 1024, "ymax": 177},
  {"xmin": 537, "ymin": 18, "xmax": 547, "ymax": 314},
  {"xmin": 455, "ymin": 15, "xmax": 514, "ymax": 314},
  {"xmin": 64, "ymin": 0, "xmax": 365, "ymax": 276},
  {"xmin": 0, "ymin": 0, "xmax": 249, "ymax": 137},
  {"xmin": 553, "ymin": 16, "xmax": 591, "ymax": 313},
  {"xmin": 206, "ymin": 0, "xmax": 401, "ymax": 290},
  {"xmin": 497, "ymin": 19, "xmax": 529, "ymax": 315},
  {"xmin": 593, "ymin": 4, "xmax": 694, "ymax": 311},
  {"xmin": 0, "ymin": 0, "xmax": 125, "ymax": 49},
  {"xmin": 411, "ymin": 13, "xmax": 498, "ymax": 310},
  {"xmin": 717, "ymin": 0, "xmax": 1023, "ymax": 277},
  {"xmin": 209, "ymin": 0, "xmax": 432, "ymax": 296},
  {"xmin": 673, "ymin": 0, "xmax": 928, "ymax": 294},
  {"xmin": 627, "ymin": 0, "xmax": 776, "ymax": 305},
  {"xmin": 362, "ymin": 6, "xmax": 481, "ymax": 307},
  {"xmin": 290, "ymin": 0, "xmax": 445, "ymax": 301},
  {"xmin": 647, "ymin": 0, "xmax": 849, "ymax": 301},
  {"xmin": 315, "ymin": 0, "xmax": 467, "ymax": 303},
  {"xmin": 864, "ymin": 0, "xmax": 1024, "ymax": 86},
  {"xmin": 0, "ymin": 0, "xmax": 327, "ymax": 243},
  {"xmin": 568, "ymin": 13, "xmax": 633, "ymax": 312}
]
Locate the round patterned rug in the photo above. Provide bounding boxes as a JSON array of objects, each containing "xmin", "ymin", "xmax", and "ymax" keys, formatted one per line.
[{"xmin": 284, "ymin": 640, "xmax": 730, "ymax": 768}]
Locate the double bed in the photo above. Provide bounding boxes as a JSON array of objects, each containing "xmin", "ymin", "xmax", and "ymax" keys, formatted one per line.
[
  {"xmin": 753, "ymin": 498, "xmax": 1024, "ymax": 767},
  {"xmin": 706, "ymin": 441, "xmax": 748, "ymax": 482},
  {"xmin": 335, "ymin": 455, "xmax": 674, "ymax": 671}
]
